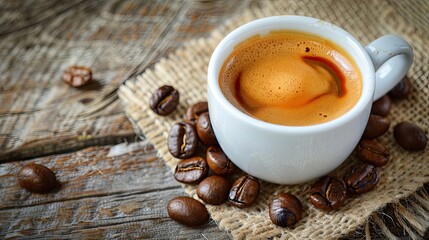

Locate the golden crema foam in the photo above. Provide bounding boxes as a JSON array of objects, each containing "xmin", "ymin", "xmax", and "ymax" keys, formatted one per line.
[{"xmin": 219, "ymin": 31, "xmax": 362, "ymax": 126}]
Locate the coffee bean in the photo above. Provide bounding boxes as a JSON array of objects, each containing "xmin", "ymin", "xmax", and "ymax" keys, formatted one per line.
[
  {"xmin": 357, "ymin": 140, "xmax": 390, "ymax": 166},
  {"xmin": 174, "ymin": 157, "xmax": 208, "ymax": 184},
  {"xmin": 310, "ymin": 176, "xmax": 347, "ymax": 212},
  {"xmin": 62, "ymin": 66, "xmax": 92, "ymax": 87},
  {"xmin": 394, "ymin": 122, "xmax": 427, "ymax": 151},
  {"xmin": 371, "ymin": 95, "xmax": 392, "ymax": 117},
  {"xmin": 196, "ymin": 112, "xmax": 218, "ymax": 146},
  {"xmin": 168, "ymin": 122, "xmax": 198, "ymax": 159},
  {"xmin": 362, "ymin": 114, "xmax": 390, "ymax": 139},
  {"xmin": 149, "ymin": 85, "xmax": 179, "ymax": 116},
  {"xmin": 269, "ymin": 193, "xmax": 303, "ymax": 227},
  {"xmin": 186, "ymin": 102, "xmax": 208, "ymax": 125},
  {"xmin": 18, "ymin": 163, "xmax": 59, "ymax": 193},
  {"xmin": 389, "ymin": 76, "xmax": 411, "ymax": 99},
  {"xmin": 206, "ymin": 146, "xmax": 237, "ymax": 176},
  {"xmin": 197, "ymin": 175, "xmax": 230, "ymax": 205},
  {"xmin": 228, "ymin": 175, "xmax": 260, "ymax": 208},
  {"xmin": 343, "ymin": 163, "xmax": 379, "ymax": 195},
  {"xmin": 167, "ymin": 196, "xmax": 209, "ymax": 226}
]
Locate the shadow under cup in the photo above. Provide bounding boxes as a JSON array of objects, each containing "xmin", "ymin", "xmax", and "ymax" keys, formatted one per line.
[{"xmin": 207, "ymin": 16, "xmax": 375, "ymax": 184}]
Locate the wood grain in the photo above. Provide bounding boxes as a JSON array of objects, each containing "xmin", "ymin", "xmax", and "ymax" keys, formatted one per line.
[
  {"xmin": 0, "ymin": 0, "xmax": 259, "ymax": 161},
  {"xmin": 0, "ymin": 140, "xmax": 229, "ymax": 239}
]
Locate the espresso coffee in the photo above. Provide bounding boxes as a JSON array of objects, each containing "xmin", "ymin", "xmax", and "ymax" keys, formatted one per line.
[{"xmin": 219, "ymin": 31, "xmax": 362, "ymax": 126}]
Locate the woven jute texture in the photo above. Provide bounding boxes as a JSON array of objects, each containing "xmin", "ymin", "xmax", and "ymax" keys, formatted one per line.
[{"xmin": 119, "ymin": 0, "xmax": 429, "ymax": 239}]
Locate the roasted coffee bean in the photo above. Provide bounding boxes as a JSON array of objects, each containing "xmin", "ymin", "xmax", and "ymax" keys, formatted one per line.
[
  {"xmin": 310, "ymin": 176, "xmax": 347, "ymax": 212},
  {"xmin": 206, "ymin": 146, "xmax": 237, "ymax": 176},
  {"xmin": 357, "ymin": 140, "xmax": 390, "ymax": 166},
  {"xmin": 167, "ymin": 196, "xmax": 209, "ymax": 226},
  {"xmin": 168, "ymin": 122, "xmax": 198, "ymax": 159},
  {"xmin": 18, "ymin": 163, "xmax": 59, "ymax": 193},
  {"xmin": 362, "ymin": 114, "xmax": 390, "ymax": 139},
  {"xmin": 186, "ymin": 102, "xmax": 208, "ymax": 125},
  {"xmin": 228, "ymin": 175, "xmax": 260, "ymax": 208},
  {"xmin": 62, "ymin": 65, "xmax": 92, "ymax": 87},
  {"xmin": 197, "ymin": 175, "xmax": 230, "ymax": 205},
  {"xmin": 174, "ymin": 157, "xmax": 208, "ymax": 184},
  {"xmin": 149, "ymin": 85, "xmax": 179, "ymax": 116},
  {"xmin": 269, "ymin": 193, "xmax": 303, "ymax": 227},
  {"xmin": 371, "ymin": 95, "xmax": 392, "ymax": 117},
  {"xmin": 343, "ymin": 163, "xmax": 379, "ymax": 195},
  {"xmin": 394, "ymin": 122, "xmax": 427, "ymax": 151},
  {"xmin": 196, "ymin": 112, "xmax": 218, "ymax": 146},
  {"xmin": 389, "ymin": 76, "xmax": 411, "ymax": 99}
]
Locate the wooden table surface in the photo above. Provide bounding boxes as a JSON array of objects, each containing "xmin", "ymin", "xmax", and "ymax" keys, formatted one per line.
[{"xmin": 0, "ymin": 1, "xmax": 427, "ymax": 239}]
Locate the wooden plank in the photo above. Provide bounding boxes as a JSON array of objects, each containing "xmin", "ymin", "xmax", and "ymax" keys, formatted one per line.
[
  {"xmin": 0, "ymin": 140, "xmax": 229, "ymax": 239},
  {"xmin": 0, "ymin": 188, "xmax": 229, "ymax": 239},
  {"xmin": 0, "ymin": 0, "xmax": 86, "ymax": 36},
  {"xmin": 0, "ymin": 140, "xmax": 169, "ymax": 209},
  {"xmin": 0, "ymin": 0, "xmax": 259, "ymax": 161}
]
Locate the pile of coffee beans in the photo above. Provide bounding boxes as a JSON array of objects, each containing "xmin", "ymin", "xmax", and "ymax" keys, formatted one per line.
[
  {"xmin": 161, "ymin": 97, "xmax": 265, "ymax": 226},
  {"xmin": 150, "ymin": 86, "xmax": 302, "ymax": 227},
  {"xmin": 151, "ymin": 76, "xmax": 427, "ymax": 228}
]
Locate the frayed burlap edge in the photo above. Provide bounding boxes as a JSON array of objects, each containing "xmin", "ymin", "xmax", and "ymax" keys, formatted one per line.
[{"xmin": 119, "ymin": 0, "xmax": 429, "ymax": 239}]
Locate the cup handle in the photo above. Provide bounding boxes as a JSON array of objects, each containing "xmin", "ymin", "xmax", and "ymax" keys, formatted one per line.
[{"xmin": 365, "ymin": 34, "xmax": 413, "ymax": 100}]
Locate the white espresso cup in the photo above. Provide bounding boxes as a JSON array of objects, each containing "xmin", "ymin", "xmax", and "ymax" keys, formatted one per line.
[{"xmin": 207, "ymin": 16, "xmax": 413, "ymax": 184}]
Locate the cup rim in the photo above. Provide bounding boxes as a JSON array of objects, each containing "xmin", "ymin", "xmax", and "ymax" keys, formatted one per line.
[{"xmin": 207, "ymin": 15, "xmax": 375, "ymax": 133}]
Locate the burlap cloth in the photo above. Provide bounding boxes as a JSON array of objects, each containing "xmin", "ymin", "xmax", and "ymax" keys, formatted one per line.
[{"xmin": 119, "ymin": 0, "xmax": 429, "ymax": 239}]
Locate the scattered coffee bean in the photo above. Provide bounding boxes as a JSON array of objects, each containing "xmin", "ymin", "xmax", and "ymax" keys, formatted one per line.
[
  {"xmin": 206, "ymin": 146, "xmax": 237, "ymax": 176},
  {"xmin": 174, "ymin": 157, "xmax": 208, "ymax": 184},
  {"xmin": 357, "ymin": 140, "xmax": 390, "ymax": 166},
  {"xmin": 371, "ymin": 95, "xmax": 392, "ymax": 117},
  {"xmin": 344, "ymin": 163, "xmax": 379, "ymax": 195},
  {"xmin": 310, "ymin": 176, "xmax": 347, "ymax": 212},
  {"xmin": 394, "ymin": 122, "xmax": 427, "ymax": 151},
  {"xmin": 167, "ymin": 196, "xmax": 209, "ymax": 226},
  {"xmin": 197, "ymin": 175, "xmax": 230, "ymax": 205},
  {"xmin": 362, "ymin": 114, "xmax": 390, "ymax": 139},
  {"xmin": 196, "ymin": 112, "xmax": 218, "ymax": 146},
  {"xmin": 186, "ymin": 102, "xmax": 208, "ymax": 125},
  {"xmin": 229, "ymin": 175, "xmax": 260, "ymax": 208},
  {"xmin": 18, "ymin": 163, "xmax": 59, "ymax": 193},
  {"xmin": 62, "ymin": 65, "xmax": 92, "ymax": 87},
  {"xmin": 389, "ymin": 76, "xmax": 411, "ymax": 99},
  {"xmin": 149, "ymin": 85, "xmax": 180, "ymax": 116},
  {"xmin": 269, "ymin": 193, "xmax": 303, "ymax": 227},
  {"xmin": 168, "ymin": 122, "xmax": 198, "ymax": 159}
]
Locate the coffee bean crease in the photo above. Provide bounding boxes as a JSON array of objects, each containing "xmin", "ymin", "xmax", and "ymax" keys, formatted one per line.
[
  {"xmin": 168, "ymin": 123, "xmax": 198, "ymax": 159},
  {"xmin": 344, "ymin": 163, "xmax": 379, "ymax": 195}
]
